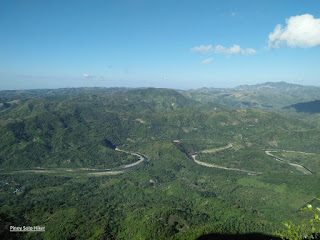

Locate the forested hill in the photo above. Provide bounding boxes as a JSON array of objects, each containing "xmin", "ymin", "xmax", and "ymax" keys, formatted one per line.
[
  {"xmin": 0, "ymin": 87, "xmax": 203, "ymax": 115},
  {"xmin": 234, "ymin": 81, "xmax": 317, "ymax": 93},
  {"xmin": 182, "ymin": 82, "xmax": 320, "ymax": 111},
  {"xmin": 0, "ymin": 88, "xmax": 203, "ymax": 169},
  {"xmin": 0, "ymin": 87, "xmax": 127, "ymax": 99},
  {"xmin": 1, "ymin": 87, "xmax": 319, "ymax": 169},
  {"xmin": 1, "ymin": 86, "xmax": 320, "ymax": 239}
]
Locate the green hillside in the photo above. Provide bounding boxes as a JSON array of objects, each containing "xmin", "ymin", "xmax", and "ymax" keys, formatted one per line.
[
  {"xmin": 183, "ymin": 82, "xmax": 320, "ymax": 111},
  {"xmin": 1, "ymin": 87, "xmax": 320, "ymax": 239},
  {"xmin": 1, "ymin": 88, "xmax": 318, "ymax": 170}
]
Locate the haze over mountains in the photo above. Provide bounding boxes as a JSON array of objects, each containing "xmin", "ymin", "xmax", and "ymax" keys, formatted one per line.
[
  {"xmin": 183, "ymin": 81, "xmax": 320, "ymax": 110},
  {"xmin": 2, "ymin": 81, "xmax": 319, "ymax": 117}
]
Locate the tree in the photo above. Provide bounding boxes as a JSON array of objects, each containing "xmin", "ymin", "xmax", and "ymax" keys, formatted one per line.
[{"xmin": 277, "ymin": 199, "xmax": 320, "ymax": 240}]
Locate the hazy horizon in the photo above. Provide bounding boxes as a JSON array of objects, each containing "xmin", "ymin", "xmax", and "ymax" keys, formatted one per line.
[{"xmin": 1, "ymin": 80, "xmax": 320, "ymax": 92}]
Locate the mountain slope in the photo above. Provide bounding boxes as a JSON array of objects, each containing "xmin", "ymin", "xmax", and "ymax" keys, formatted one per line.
[
  {"xmin": 1, "ymin": 88, "xmax": 319, "ymax": 170},
  {"xmin": 183, "ymin": 82, "xmax": 320, "ymax": 111},
  {"xmin": 1, "ymin": 87, "xmax": 320, "ymax": 240}
]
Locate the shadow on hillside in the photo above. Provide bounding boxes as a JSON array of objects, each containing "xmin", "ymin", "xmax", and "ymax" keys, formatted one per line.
[
  {"xmin": 196, "ymin": 232, "xmax": 282, "ymax": 240},
  {"xmin": 285, "ymin": 100, "xmax": 320, "ymax": 114}
]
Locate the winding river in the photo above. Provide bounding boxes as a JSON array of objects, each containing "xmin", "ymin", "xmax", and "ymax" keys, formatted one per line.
[
  {"xmin": 189, "ymin": 143, "xmax": 262, "ymax": 175},
  {"xmin": 5, "ymin": 147, "xmax": 148, "ymax": 176},
  {"xmin": 264, "ymin": 150, "xmax": 315, "ymax": 175},
  {"xmin": 188, "ymin": 144, "xmax": 316, "ymax": 175},
  {"xmin": 4, "ymin": 144, "xmax": 316, "ymax": 176}
]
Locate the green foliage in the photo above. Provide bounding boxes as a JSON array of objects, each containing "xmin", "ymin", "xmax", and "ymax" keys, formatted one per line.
[
  {"xmin": 1, "ymin": 87, "xmax": 320, "ymax": 239},
  {"xmin": 196, "ymin": 147, "xmax": 297, "ymax": 173},
  {"xmin": 183, "ymin": 82, "xmax": 320, "ymax": 112},
  {"xmin": 271, "ymin": 152, "xmax": 320, "ymax": 174},
  {"xmin": 277, "ymin": 199, "xmax": 320, "ymax": 240}
]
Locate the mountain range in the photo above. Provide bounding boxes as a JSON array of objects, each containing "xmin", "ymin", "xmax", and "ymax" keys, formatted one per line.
[{"xmin": 0, "ymin": 82, "xmax": 319, "ymax": 239}]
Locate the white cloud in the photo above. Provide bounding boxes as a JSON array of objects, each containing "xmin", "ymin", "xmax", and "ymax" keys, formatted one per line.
[
  {"xmin": 231, "ymin": 12, "xmax": 236, "ymax": 16},
  {"xmin": 82, "ymin": 73, "xmax": 94, "ymax": 79},
  {"xmin": 268, "ymin": 14, "xmax": 320, "ymax": 48},
  {"xmin": 201, "ymin": 58, "xmax": 213, "ymax": 64},
  {"xmin": 214, "ymin": 44, "xmax": 256, "ymax": 55},
  {"xmin": 245, "ymin": 48, "xmax": 257, "ymax": 55},
  {"xmin": 190, "ymin": 44, "xmax": 213, "ymax": 54}
]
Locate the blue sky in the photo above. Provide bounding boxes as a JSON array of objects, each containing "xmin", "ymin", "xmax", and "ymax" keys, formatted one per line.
[{"xmin": 1, "ymin": 0, "xmax": 320, "ymax": 90}]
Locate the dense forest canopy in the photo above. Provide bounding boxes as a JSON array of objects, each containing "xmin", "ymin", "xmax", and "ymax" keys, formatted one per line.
[{"xmin": 1, "ymin": 83, "xmax": 320, "ymax": 239}]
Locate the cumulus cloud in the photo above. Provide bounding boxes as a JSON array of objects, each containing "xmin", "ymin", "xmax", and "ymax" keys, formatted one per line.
[
  {"xmin": 268, "ymin": 14, "xmax": 320, "ymax": 48},
  {"xmin": 201, "ymin": 58, "xmax": 213, "ymax": 64},
  {"xmin": 190, "ymin": 44, "xmax": 213, "ymax": 54},
  {"xmin": 214, "ymin": 44, "xmax": 256, "ymax": 55}
]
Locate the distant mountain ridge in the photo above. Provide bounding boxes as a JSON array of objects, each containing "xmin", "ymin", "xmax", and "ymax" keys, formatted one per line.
[
  {"xmin": 1, "ymin": 81, "xmax": 319, "ymax": 97},
  {"xmin": 234, "ymin": 81, "xmax": 320, "ymax": 94},
  {"xmin": 0, "ymin": 87, "xmax": 128, "ymax": 99},
  {"xmin": 2, "ymin": 81, "xmax": 320, "ymax": 116},
  {"xmin": 182, "ymin": 81, "xmax": 320, "ymax": 112},
  {"xmin": 235, "ymin": 81, "xmax": 303, "ymax": 89}
]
